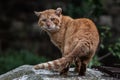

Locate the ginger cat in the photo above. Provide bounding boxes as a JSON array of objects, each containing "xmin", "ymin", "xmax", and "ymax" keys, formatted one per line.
[{"xmin": 34, "ymin": 8, "xmax": 99, "ymax": 76}]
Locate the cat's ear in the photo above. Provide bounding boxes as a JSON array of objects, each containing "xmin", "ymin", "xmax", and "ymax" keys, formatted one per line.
[
  {"xmin": 34, "ymin": 11, "xmax": 41, "ymax": 17},
  {"xmin": 55, "ymin": 8, "xmax": 62, "ymax": 17}
]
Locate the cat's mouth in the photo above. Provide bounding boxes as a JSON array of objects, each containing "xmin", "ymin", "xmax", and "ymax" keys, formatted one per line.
[
  {"xmin": 44, "ymin": 26, "xmax": 60, "ymax": 32},
  {"xmin": 46, "ymin": 28, "xmax": 54, "ymax": 31}
]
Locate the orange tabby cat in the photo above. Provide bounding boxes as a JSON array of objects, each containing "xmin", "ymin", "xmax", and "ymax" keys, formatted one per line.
[{"xmin": 34, "ymin": 8, "xmax": 99, "ymax": 76}]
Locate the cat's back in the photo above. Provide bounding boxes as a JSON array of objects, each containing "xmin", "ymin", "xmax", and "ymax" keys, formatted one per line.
[
  {"xmin": 73, "ymin": 18, "xmax": 98, "ymax": 31},
  {"xmin": 65, "ymin": 17, "xmax": 99, "ymax": 46},
  {"xmin": 66, "ymin": 18, "xmax": 99, "ymax": 36}
]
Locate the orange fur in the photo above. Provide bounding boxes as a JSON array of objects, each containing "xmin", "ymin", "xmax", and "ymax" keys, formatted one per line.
[{"xmin": 34, "ymin": 8, "xmax": 99, "ymax": 76}]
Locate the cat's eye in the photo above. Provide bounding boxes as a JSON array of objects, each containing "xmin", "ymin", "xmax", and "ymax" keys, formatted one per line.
[
  {"xmin": 51, "ymin": 18, "xmax": 55, "ymax": 21},
  {"xmin": 42, "ymin": 19, "xmax": 47, "ymax": 22}
]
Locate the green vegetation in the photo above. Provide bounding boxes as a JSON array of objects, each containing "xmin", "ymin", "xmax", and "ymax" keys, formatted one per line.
[
  {"xmin": 99, "ymin": 26, "xmax": 120, "ymax": 59},
  {"xmin": 0, "ymin": 49, "xmax": 48, "ymax": 75},
  {"xmin": 65, "ymin": 0, "xmax": 103, "ymax": 18}
]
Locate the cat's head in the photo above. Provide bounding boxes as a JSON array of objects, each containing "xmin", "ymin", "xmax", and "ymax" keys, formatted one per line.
[{"xmin": 35, "ymin": 8, "xmax": 62, "ymax": 32}]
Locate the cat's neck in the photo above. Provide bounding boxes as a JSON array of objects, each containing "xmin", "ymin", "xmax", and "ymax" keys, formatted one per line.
[{"xmin": 61, "ymin": 15, "xmax": 73, "ymax": 27}]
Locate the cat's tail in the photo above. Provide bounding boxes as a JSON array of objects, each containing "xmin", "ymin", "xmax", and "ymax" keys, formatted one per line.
[{"xmin": 33, "ymin": 55, "xmax": 74, "ymax": 71}]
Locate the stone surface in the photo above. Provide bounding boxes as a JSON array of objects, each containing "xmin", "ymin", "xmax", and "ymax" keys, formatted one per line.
[{"xmin": 0, "ymin": 65, "xmax": 119, "ymax": 80}]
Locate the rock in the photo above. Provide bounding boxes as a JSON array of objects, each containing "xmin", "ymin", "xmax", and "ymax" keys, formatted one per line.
[{"xmin": 0, "ymin": 65, "xmax": 118, "ymax": 80}]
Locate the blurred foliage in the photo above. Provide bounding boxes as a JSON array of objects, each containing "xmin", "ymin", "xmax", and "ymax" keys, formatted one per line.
[
  {"xmin": 108, "ymin": 39, "xmax": 120, "ymax": 58},
  {"xmin": 99, "ymin": 26, "xmax": 120, "ymax": 59},
  {"xmin": 65, "ymin": 0, "xmax": 103, "ymax": 18},
  {"xmin": 0, "ymin": 49, "xmax": 49, "ymax": 75},
  {"xmin": 88, "ymin": 55, "xmax": 101, "ymax": 68}
]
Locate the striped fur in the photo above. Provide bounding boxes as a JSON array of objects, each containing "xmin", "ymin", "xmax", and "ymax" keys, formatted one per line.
[
  {"xmin": 34, "ymin": 56, "xmax": 70, "ymax": 71},
  {"xmin": 34, "ymin": 8, "xmax": 99, "ymax": 76}
]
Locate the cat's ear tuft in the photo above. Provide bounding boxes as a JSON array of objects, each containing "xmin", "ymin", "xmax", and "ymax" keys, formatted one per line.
[
  {"xmin": 34, "ymin": 11, "xmax": 41, "ymax": 17},
  {"xmin": 55, "ymin": 7, "xmax": 62, "ymax": 16}
]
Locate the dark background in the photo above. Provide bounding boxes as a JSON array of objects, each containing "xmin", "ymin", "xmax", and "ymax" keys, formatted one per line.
[{"xmin": 0, "ymin": 0, "xmax": 120, "ymax": 74}]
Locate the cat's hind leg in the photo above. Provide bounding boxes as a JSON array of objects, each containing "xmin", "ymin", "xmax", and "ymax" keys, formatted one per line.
[
  {"xmin": 74, "ymin": 57, "xmax": 81, "ymax": 73},
  {"xmin": 79, "ymin": 61, "xmax": 86, "ymax": 76},
  {"xmin": 78, "ymin": 57, "xmax": 91, "ymax": 76}
]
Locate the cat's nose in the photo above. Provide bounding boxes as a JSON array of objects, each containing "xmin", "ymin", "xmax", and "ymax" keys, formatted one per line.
[{"xmin": 46, "ymin": 22, "xmax": 50, "ymax": 27}]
